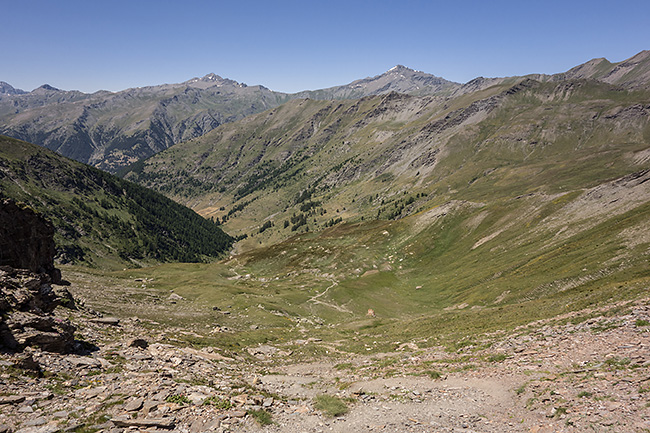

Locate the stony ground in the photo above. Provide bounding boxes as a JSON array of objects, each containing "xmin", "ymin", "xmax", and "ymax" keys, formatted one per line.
[{"xmin": 1, "ymin": 296, "xmax": 649, "ymax": 433}]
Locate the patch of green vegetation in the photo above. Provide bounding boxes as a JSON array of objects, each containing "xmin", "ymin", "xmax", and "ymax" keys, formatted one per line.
[
  {"xmin": 334, "ymin": 362, "xmax": 354, "ymax": 370},
  {"xmin": 165, "ymin": 394, "xmax": 191, "ymax": 404},
  {"xmin": 247, "ymin": 409, "xmax": 273, "ymax": 426},
  {"xmin": 578, "ymin": 391, "xmax": 593, "ymax": 398},
  {"xmin": 70, "ymin": 413, "xmax": 111, "ymax": 433},
  {"xmin": 635, "ymin": 319, "xmax": 650, "ymax": 327},
  {"xmin": 203, "ymin": 396, "xmax": 232, "ymax": 409},
  {"xmin": 314, "ymin": 394, "xmax": 348, "ymax": 417},
  {"xmin": 603, "ymin": 357, "xmax": 631, "ymax": 370},
  {"xmin": 450, "ymin": 364, "xmax": 478, "ymax": 372},
  {"xmin": 554, "ymin": 407, "xmax": 568, "ymax": 418},
  {"xmin": 421, "ymin": 370, "xmax": 442, "ymax": 379},
  {"xmin": 591, "ymin": 321, "xmax": 621, "ymax": 333},
  {"xmin": 487, "ymin": 353, "xmax": 508, "ymax": 363}
]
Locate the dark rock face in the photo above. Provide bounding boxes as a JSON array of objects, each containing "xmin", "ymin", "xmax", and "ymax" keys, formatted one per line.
[
  {"xmin": 0, "ymin": 199, "xmax": 75, "ymax": 353},
  {"xmin": 0, "ymin": 199, "xmax": 61, "ymax": 283}
]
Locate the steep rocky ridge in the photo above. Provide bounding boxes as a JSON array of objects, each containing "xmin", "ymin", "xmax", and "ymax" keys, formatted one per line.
[
  {"xmin": 294, "ymin": 65, "xmax": 461, "ymax": 99},
  {"xmin": 0, "ymin": 75, "xmax": 290, "ymax": 172},
  {"xmin": 0, "ymin": 82, "xmax": 26, "ymax": 95},
  {"xmin": 557, "ymin": 50, "xmax": 650, "ymax": 89}
]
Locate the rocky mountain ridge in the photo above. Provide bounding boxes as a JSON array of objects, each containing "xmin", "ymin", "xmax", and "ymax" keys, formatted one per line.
[
  {"xmin": 2, "ymin": 51, "xmax": 648, "ymax": 172},
  {"xmin": 293, "ymin": 64, "xmax": 460, "ymax": 99},
  {"xmin": 0, "ymin": 74, "xmax": 289, "ymax": 172}
]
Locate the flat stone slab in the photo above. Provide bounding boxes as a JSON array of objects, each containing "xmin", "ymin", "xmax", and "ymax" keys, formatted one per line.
[
  {"xmin": 111, "ymin": 416, "xmax": 176, "ymax": 429},
  {"xmin": 0, "ymin": 395, "xmax": 26, "ymax": 405},
  {"xmin": 89, "ymin": 317, "xmax": 120, "ymax": 325}
]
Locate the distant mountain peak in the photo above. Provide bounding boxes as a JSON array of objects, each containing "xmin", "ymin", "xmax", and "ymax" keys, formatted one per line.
[
  {"xmin": 36, "ymin": 84, "xmax": 60, "ymax": 92},
  {"xmin": 386, "ymin": 65, "xmax": 427, "ymax": 75},
  {"xmin": 201, "ymin": 73, "xmax": 224, "ymax": 81},
  {"xmin": 185, "ymin": 73, "xmax": 244, "ymax": 88},
  {"xmin": 0, "ymin": 81, "xmax": 26, "ymax": 95}
]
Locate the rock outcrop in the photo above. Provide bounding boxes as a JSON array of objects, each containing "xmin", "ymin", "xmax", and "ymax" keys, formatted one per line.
[
  {"xmin": 0, "ymin": 199, "xmax": 75, "ymax": 353},
  {"xmin": 0, "ymin": 199, "xmax": 61, "ymax": 284},
  {"xmin": 0, "ymin": 267, "xmax": 76, "ymax": 353}
]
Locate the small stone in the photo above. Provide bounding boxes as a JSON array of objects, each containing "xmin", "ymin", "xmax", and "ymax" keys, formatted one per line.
[
  {"xmin": 128, "ymin": 338, "xmax": 149, "ymax": 349},
  {"xmin": 231, "ymin": 394, "xmax": 247, "ymax": 406},
  {"xmin": 89, "ymin": 317, "xmax": 120, "ymax": 325},
  {"xmin": 24, "ymin": 418, "xmax": 46, "ymax": 427},
  {"xmin": 262, "ymin": 397, "xmax": 274, "ymax": 407},
  {"xmin": 111, "ymin": 416, "xmax": 176, "ymax": 429},
  {"xmin": 15, "ymin": 425, "xmax": 61, "ymax": 433},
  {"xmin": 52, "ymin": 410, "xmax": 69, "ymax": 419},
  {"xmin": 142, "ymin": 400, "xmax": 160, "ymax": 414},
  {"xmin": 18, "ymin": 405, "xmax": 34, "ymax": 413},
  {"xmin": 124, "ymin": 397, "xmax": 144, "ymax": 412},
  {"xmin": 187, "ymin": 392, "xmax": 207, "ymax": 405},
  {"xmin": 62, "ymin": 422, "xmax": 84, "ymax": 432},
  {"xmin": 14, "ymin": 354, "xmax": 41, "ymax": 373},
  {"xmin": 66, "ymin": 356, "xmax": 100, "ymax": 368}
]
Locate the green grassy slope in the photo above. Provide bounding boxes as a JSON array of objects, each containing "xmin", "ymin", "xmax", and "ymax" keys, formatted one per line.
[
  {"xmin": 0, "ymin": 135, "xmax": 233, "ymax": 267},
  {"xmin": 101, "ymin": 78, "xmax": 650, "ymax": 352},
  {"xmin": 90, "ymin": 167, "xmax": 648, "ymax": 352},
  {"xmin": 123, "ymin": 79, "xmax": 650, "ymax": 253}
]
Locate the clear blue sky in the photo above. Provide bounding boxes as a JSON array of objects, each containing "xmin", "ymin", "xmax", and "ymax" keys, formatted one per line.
[{"xmin": 2, "ymin": 0, "xmax": 648, "ymax": 93}]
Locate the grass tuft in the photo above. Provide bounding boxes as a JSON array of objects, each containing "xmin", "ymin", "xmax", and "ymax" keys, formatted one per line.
[
  {"xmin": 314, "ymin": 394, "xmax": 348, "ymax": 417},
  {"xmin": 247, "ymin": 409, "xmax": 273, "ymax": 426}
]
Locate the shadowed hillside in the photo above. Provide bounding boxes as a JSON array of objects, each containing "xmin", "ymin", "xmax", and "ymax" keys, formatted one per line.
[{"xmin": 0, "ymin": 135, "xmax": 233, "ymax": 266}]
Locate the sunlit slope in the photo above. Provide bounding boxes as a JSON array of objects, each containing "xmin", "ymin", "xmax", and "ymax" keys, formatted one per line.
[
  {"xmin": 107, "ymin": 165, "xmax": 648, "ymax": 352},
  {"xmin": 124, "ymin": 79, "xmax": 650, "ymax": 254}
]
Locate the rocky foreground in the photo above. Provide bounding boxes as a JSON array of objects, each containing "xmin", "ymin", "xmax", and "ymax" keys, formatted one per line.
[{"xmin": 1, "ymin": 281, "xmax": 648, "ymax": 433}]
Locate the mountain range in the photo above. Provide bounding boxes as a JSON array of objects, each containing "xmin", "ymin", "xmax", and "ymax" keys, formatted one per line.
[{"xmin": 2, "ymin": 51, "xmax": 648, "ymax": 173}]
